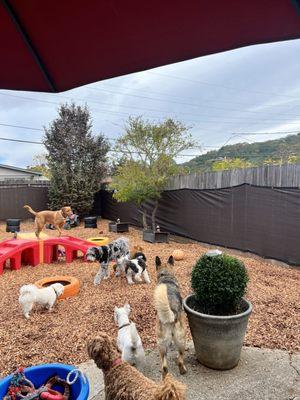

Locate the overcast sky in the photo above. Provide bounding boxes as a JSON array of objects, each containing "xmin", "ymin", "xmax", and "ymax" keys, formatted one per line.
[{"xmin": 1, "ymin": 38, "xmax": 300, "ymax": 167}]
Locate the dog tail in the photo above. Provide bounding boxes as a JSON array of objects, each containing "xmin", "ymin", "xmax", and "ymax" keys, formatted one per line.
[
  {"xmin": 154, "ymin": 284, "xmax": 175, "ymax": 324},
  {"xmin": 19, "ymin": 284, "xmax": 37, "ymax": 298},
  {"xmin": 24, "ymin": 205, "xmax": 36, "ymax": 216},
  {"xmin": 130, "ymin": 322, "xmax": 138, "ymax": 352},
  {"xmin": 156, "ymin": 374, "xmax": 186, "ymax": 400}
]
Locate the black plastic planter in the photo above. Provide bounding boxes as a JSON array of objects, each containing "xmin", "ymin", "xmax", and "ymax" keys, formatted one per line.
[
  {"xmin": 6, "ymin": 218, "xmax": 21, "ymax": 233},
  {"xmin": 109, "ymin": 222, "xmax": 129, "ymax": 233},
  {"xmin": 143, "ymin": 229, "xmax": 169, "ymax": 243},
  {"xmin": 84, "ymin": 216, "xmax": 97, "ymax": 228}
]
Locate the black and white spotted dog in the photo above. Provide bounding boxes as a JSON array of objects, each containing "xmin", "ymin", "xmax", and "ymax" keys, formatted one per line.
[
  {"xmin": 124, "ymin": 251, "xmax": 151, "ymax": 285},
  {"xmin": 86, "ymin": 237, "xmax": 130, "ymax": 285}
]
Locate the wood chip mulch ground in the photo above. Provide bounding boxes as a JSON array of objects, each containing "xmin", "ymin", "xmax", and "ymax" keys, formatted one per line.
[{"xmin": 0, "ymin": 220, "xmax": 299, "ymax": 376}]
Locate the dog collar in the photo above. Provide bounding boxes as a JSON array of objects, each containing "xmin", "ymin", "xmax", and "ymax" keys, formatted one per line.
[
  {"xmin": 118, "ymin": 323, "xmax": 131, "ymax": 330},
  {"xmin": 52, "ymin": 287, "xmax": 60, "ymax": 298},
  {"xmin": 112, "ymin": 357, "xmax": 122, "ymax": 368}
]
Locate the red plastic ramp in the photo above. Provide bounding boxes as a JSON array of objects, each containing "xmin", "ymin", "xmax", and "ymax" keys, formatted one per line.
[
  {"xmin": 0, "ymin": 239, "xmax": 40, "ymax": 274},
  {"xmin": 43, "ymin": 236, "xmax": 93, "ymax": 264}
]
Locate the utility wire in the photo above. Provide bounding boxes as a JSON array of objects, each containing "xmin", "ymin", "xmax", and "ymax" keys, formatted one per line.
[
  {"xmin": 0, "ymin": 122, "xmax": 43, "ymax": 131},
  {"xmin": 0, "ymin": 136, "xmax": 203, "ymax": 157},
  {"xmin": 2, "ymin": 90, "xmax": 300, "ymax": 125},
  {"xmin": 92, "ymin": 82, "xmax": 254, "ymax": 108},
  {"xmin": 0, "ymin": 121, "xmax": 299, "ymax": 137},
  {"xmin": 0, "ymin": 137, "xmax": 43, "ymax": 145},
  {"xmin": 0, "ymin": 135, "xmax": 295, "ymax": 159},
  {"xmin": 231, "ymin": 131, "xmax": 300, "ymax": 136},
  {"xmin": 148, "ymin": 71, "xmax": 300, "ymax": 101},
  {"xmin": 0, "ymin": 135, "xmax": 296, "ymax": 161},
  {"xmin": 88, "ymin": 86, "xmax": 300, "ymax": 119}
]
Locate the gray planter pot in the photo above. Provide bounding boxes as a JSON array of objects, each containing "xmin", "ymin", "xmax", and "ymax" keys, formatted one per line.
[
  {"xmin": 143, "ymin": 229, "xmax": 169, "ymax": 243},
  {"xmin": 109, "ymin": 222, "xmax": 129, "ymax": 233},
  {"xmin": 183, "ymin": 294, "xmax": 252, "ymax": 370},
  {"xmin": 84, "ymin": 216, "xmax": 97, "ymax": 228},
  {"xmin": 6, "ymin": 218, "xmax": 21, "ymax": 233}
]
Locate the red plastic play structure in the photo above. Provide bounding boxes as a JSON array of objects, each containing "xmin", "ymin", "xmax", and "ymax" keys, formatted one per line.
[
  {"xmin": 43, "ymin": 236, "xmax": 92, "ymax": 264},
  {"xmin": 0, "ymin": 239, "xmax": 40, "ymax": 274},
  {"xmin": 0, "ymin": 236, "xmax": 94, "ymax": 274}
]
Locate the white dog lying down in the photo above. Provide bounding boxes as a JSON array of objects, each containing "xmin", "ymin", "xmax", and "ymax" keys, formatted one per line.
[
  {"xmin": 19, "ymin": 283, "xmax": 64, "ymax": 319},
  {"xmin": 114, "ymin": 303, "xmax": 145, "ymax": 370}
]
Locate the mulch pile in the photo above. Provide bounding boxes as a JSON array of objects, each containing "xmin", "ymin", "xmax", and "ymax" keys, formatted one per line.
[{"xmin": 0, "ymin": 219, "xmax": 299, "ymax": 376}]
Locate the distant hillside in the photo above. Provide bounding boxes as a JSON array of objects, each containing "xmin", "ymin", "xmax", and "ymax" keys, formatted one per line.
[{"xmin": 184, "ymin": 133, "xmax": 300, "ymax": 172}]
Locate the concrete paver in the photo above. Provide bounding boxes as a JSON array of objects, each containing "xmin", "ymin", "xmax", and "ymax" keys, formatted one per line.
[{"xmin": 80, "ymin": 345, "xmax": 300, "ymax": 400}]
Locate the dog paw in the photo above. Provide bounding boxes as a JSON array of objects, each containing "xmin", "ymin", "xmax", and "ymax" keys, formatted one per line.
[
  {"xmin": 162, "ymin": 366, "xmax": 169, "ymax": 379},
  {"xmin": 179, "ymin": 364, "xmax": 187, "ymax": 375}
]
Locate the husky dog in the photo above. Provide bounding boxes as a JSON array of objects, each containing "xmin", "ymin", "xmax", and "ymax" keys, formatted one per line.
[
  {"xmin": 86, "ymin": 237, "xmax": 130, "ymax": 285},
  {"xmin": 124, "ymin": 250, "xmax": 151, "ymax": 285},
  {"xmin": 153, "ymin": 256, "xmax": 187, "ymax": 377},
  {"xmin": 19, "ymin": 283, "xmax": 64, "ymax": 319},
  {"xmin": 114, "ymin": 303, "xmax": 145, "ymax": 370}
]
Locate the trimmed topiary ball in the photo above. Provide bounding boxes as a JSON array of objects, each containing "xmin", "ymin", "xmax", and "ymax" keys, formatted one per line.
[{"xmin": 191, "ymin": 253, "xmax": 249, "ymax": 315}]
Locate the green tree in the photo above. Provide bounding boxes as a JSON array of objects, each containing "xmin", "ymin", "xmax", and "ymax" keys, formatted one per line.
[
  {"xmin": 183, "ymin": 132, "xmax": 300, "ymax": 171},
  {"xmin": 264, "ymin": 152, "xmax": 300, "ymax": 166},
  {"xmin": 111, "ymin": 117, "xmax": 194, "ymax": 229},
  {"xmin": 212, "ymin": 157, "xmax": 253, "ymax": 171},
  {"xmin": 287, "ymin": 154, "xmax": 300, "ymax": 164},
  {"xmin": 27, "ymin": 154, "xmax": 51, "ymax": 178},
  {"xmin": 44, "ymin": 103, "xmax": 109, "ymax": 215}
]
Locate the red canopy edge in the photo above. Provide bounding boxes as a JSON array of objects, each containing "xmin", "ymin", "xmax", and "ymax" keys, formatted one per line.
[{"xmin": 1, "ymin": 0, "xmax": 300, "ymax": 93}]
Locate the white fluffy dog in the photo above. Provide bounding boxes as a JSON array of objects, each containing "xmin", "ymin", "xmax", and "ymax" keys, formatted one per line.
[
  {"xmin": 19, "ymin": 283, "xmax": 64, "ymax": 319},
  {"xmin": 114, "ymin": 303, "xmax": 145, "ymax": 370}
]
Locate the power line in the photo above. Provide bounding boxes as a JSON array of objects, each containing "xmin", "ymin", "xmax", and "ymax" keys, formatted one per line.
[
  {"xmin": 1, "ymin": 134, "xmax": 297, "ymax": 161},
  {"xmin": 0, "ymin": 133, "xmax": 117, "ymax": 144},
  {"xmin": 2, "ymin": 120, "xmax": 298, "ymax": 137},
  {"xmin": 0, "ymin": 136, "xmax": 203, "ymax": 157},
  {"xmin": 95, "ymin": 82, "xmax": 254, "ymax": 108},
  {"xmin": 0, "ymin": 122, "xmax": 43, "ymax": 131},
  {"xmin": 148, "ymin": 71, "xmax": 300, "ymax": 101},
  {"xmin": 87, "ymin": 86, "xmax": 300, "ymax": 120},
  {"xmin": 2, "ymin": 90, "xmax": 300, "ymax": 126},
  {"xmin": 88, "ymin": 85, "xmax": 300, "ymax": 120},
  {"xmin": 0, "ymin": 137, "xmax": 43, "ymax": 145},
  {"xmin": 0, "ymin": 121, "xmax": 298, "ymax": 148},
  {"xmin": 231, "ymin": 131, "xmax": 300, "ymax": 136}
]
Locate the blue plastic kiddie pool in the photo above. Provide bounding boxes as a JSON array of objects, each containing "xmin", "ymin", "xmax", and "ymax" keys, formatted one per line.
[{"xmin": 0, "ymin": 364, "xmax": 89, "ymax": 400}]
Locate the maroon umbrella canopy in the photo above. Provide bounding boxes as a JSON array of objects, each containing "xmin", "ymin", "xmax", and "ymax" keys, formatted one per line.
[{"xmin": 1, "ymin": 0, "xmax": 300, "ymax": 93}]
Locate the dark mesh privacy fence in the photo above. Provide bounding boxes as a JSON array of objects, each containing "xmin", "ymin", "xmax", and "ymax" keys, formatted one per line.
[{"xmin": 94, "ymin": 185, "xmax": 300, "ymax": 265}]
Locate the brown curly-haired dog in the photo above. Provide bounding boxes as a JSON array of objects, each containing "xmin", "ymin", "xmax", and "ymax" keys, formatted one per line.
[{"xmin": 87, "ymin": 332, "xmax": 186, "ymax": 400}]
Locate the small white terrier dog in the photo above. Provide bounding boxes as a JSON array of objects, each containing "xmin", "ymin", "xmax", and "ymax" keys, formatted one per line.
[
  {"xmin": 114, "ymin": 303, "xmax": 145, "ymax": 370},
  {"xmin": 19, "ymin": 283, "xmax": 64, "ymax": 319}
]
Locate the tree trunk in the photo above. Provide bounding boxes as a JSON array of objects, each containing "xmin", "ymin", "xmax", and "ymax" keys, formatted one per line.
[
  {"xmin": 151, "ymin": 199, "xmax": 159, "ymax": 231},
  {"xmin": 138, "ymin": 205, "xmax": 148, "ymax": 230},
  {"xmin": 142, "ymin": 210, "xmax": 148, "ymax": 230}
]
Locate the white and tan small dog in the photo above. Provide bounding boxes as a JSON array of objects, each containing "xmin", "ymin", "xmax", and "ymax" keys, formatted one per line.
[
  {"xmin": 114, "ymin": 303, "xmax": 145, "ymax": 370},
  {"xmin": 19, "ymin": 283, "xmax": 64, "ymax": 319}
]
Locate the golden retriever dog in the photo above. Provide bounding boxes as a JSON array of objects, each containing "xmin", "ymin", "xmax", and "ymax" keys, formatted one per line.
[
  {"xmin": 24, "ymin": 205, "xmax": 73, "ymax": 238},
  {"xmin": 154, "ymin": 256, "xmax": 187, "ymax": 378},
  {"xmin": 87, "ymin": 332, "xmax": 186, "ymax": 400}
]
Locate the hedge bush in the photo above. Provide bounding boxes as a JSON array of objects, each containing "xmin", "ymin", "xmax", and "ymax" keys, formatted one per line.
[{"xmin": 191, "ymin": 253, "xmax": 249, "ymax": 315}]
